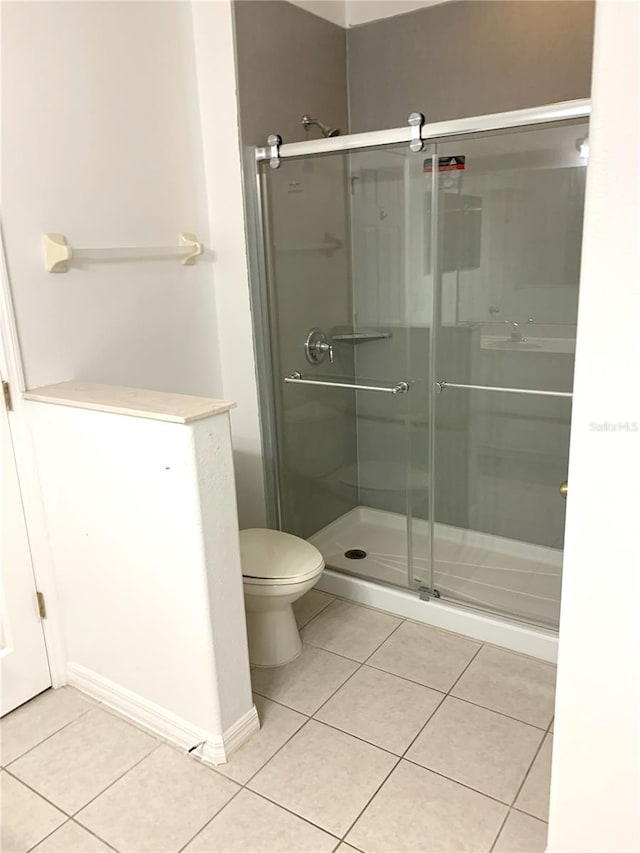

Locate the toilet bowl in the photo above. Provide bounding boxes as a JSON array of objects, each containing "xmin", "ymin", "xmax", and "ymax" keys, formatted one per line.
[{"xmin": 240, "ymin": 528, "xmax": 325, "ymax": 667}]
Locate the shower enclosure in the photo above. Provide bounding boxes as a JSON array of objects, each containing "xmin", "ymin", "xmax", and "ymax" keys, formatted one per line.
[{"xmin": 249, "ymin": 101, "xmax": 590, "ymax": 636}]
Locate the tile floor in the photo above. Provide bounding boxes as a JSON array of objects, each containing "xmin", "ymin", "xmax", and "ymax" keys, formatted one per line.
[{"xmin": 1, "ymin": 591, "xmax": 555, "ymax": 853}]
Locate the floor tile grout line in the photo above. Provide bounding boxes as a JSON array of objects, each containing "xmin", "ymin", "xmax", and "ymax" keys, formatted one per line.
[
  {"xmin": 399, "ymin": 755, "xmax": 524, "ymax": 809},
  {"xmin": 238, "ymin": 720, "xmax": 528, "ymax": 844},
  {"xmin": 387, "ymin": 632, "xmax": 550, "ymax": 811},
  {"xmin": 297, "ymin": 638, "xmax": 368, "ymax": 665},
  {"xmin": 339, "ymin": 842, "xmax": 366, "ymax": 853},
  {"xmin": 445, "ymin": 642, "xmax": 485, "ymax": 697},
  {"xmin": 175, "ymin": 785, "xmax": 246, "ymax": 853},
  {"xmin": 364, "ymin": 634, "xmax": 552, "ymax": 728},
  {"xmin": 375, "ymin": 641, "xmax": 486, "ymax": 765},
  {"xmin": 249, "ymin": 687, "xmax": 313, "ymax": 717},
  {"xmin": 511, "ymin": 804, "xmax": 550, "ymax": 823},
  {"xmin": 489, "ymin": 803, "xmax": 551, "ymax": 853},
  {"xmin": 268, "ymin": 595, "xmax": 555, "ymax": 716},
  {"xmin": 3, "ymin": 704, "xmax": 98, "ymax": 769},
  {"xmin": 227, "ymin": 714, "xmax": 342, "ymax": 842},
  {"xmin": 182, "ymin": 713, "xmax": 355, "ymax": 849},
  {"xmin": 488, "ymin": 807, "xmax": 512, "ymax": 853},
  {"xmin": 253, "ymin": 683, "xmax": 546, "ymax": 813},
  {"xmin": 362, "ymin": 616, "xmax": 407, "ymax": 664},
  {"xmin": 309, "ymin": 617, "xmax": 407, "ymax": 721},
  {"xmin": 304, "ymin": 716, "xmax": 401, "ymax": 758},
  {"xmin": 295, "ymin": 593, "xmax": 337, "ymax": 630},
  {"xmin": 309, "ymin": 661, "xmax": 363, "ymax": 720},
  {"xmin": 3, "ymin": 767, "xmax": 74, "ymax": 819},
  {"xmin": 250, "ymin": 618, "xmax": 407, "ymax": 724},
  {"xmin": 70, "ymin": 741, "xmax": 163, "ymax": 821},
  {"xmin": 300, "ymin": 597, "xmax": 405, "ymax": 665},
  {"xmin": 10, "ymin": 723, "xmax": 529, "ymax": 853},
  {"xmin": 507, "ymin": 726, "xmax": 550, "ymax": 813},
  {"xmin": 339, "ymin": 755, "xmax": 403, "ymax": 843},
  {"xmin": 66, "ymin": 717, "xmax": 308, "ymax": 853},
  {"xmin": 441, "ymin": 692, "xmax": 551, "ymax": 731},
  {"xmin": 252, "ymin": 655, "xmax": 361, "ymax": 719},
  {"xmin": 69, "ymin": 817, "xmax": 120, "ymax": 852},
  {"xmin": 246, "ymin": 644, "xmax": 423, "ymax": 848},
  {"xmin": 253, "ymin": 654, "xmax": 550, "ymax": 733},
  {"xmin": 242, "ymin": 715, "xmax": 314, "ymax": 788},
  {"xmin": 23, "ymin": 816, "xmax": 120, "ymax": 853},
  {"xmin": 75, "ymin": 738, "xmax": 246, "ymax": 852},
  {"xmin": 24, "ymin": 817, "xmax": 72, "ymax": 853},
  {"xmin": 242, "ymin": 787, "xmax": 343, "ymax": 845},
  {"xmin": 398, "ymin": 692, "xmax": 447, "ymax": 759},
  {"xmin": 300, "ymin": 619, "xmax": 402, "ymax": 666}
]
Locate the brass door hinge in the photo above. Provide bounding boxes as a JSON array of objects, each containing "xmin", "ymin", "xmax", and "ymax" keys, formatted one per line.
[
  {"xmin": 36, "ymin": 591, "xmax": 47, "ymax": 619},
  {"xmin": 2, "ymin": 380, "xmax": 12, "ymax": 411}
]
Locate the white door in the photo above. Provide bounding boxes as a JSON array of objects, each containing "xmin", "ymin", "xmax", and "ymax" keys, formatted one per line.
[{"xmin": 1, "ymin": 380, "xmax": 51, "ymax": 715}]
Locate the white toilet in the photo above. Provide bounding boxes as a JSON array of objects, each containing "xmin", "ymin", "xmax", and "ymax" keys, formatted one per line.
[{"xmin": 240, "ymin": 528, "xmax": 325, "ymax": 667}]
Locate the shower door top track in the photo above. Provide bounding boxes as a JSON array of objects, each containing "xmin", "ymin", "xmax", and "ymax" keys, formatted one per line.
[{"xmin": 255, "ymin": 98, "xmax": 591, "ymax": 162}]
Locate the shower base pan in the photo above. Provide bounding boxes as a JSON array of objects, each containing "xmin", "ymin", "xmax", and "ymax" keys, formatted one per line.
[{"xmin": 309, "ymin": 506, "xmax": 560, "ymax": 663}]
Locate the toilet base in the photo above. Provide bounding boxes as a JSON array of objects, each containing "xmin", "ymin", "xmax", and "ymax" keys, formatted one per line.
[{"xmin": 245, "ymin": 604, "xmax": 303, "ymax": 668}]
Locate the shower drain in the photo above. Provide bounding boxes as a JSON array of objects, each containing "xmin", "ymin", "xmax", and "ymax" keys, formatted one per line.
[{"xmin": 344, "ymin": 548, "xmax": 367, "ymax": 560}]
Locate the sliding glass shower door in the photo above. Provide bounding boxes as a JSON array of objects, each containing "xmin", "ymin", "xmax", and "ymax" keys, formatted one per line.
[
  {"xmin": 261, "ymin": 144, "xmax": 432, "ymax": 594},
  {"xmin": 429, "ymin": 122, "xmax": 587, "ymax": 627},
  {"xmin": 257, "ymin": 114, "xmax": 587, "ymax": 630}
]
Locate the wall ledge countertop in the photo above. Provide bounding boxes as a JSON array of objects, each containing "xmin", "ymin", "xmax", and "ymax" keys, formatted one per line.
[{"xmin": 22, "ymin": 382, "xmax": 236, "ymax": 424}]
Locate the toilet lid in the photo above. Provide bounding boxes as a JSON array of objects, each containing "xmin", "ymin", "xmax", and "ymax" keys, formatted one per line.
[{"xmin": 240, "ymin": 528, "xmax": 325, "ymax": 581}]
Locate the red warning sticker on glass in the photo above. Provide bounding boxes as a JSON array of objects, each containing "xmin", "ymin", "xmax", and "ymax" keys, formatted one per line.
[{"xmin": 424, "ymin": 156, "xmax": 466, "ymax": 173}]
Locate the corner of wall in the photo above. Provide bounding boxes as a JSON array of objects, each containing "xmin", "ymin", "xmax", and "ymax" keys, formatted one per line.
[{"xmin": 189, "ymin": 0, "xmax": 267, "ymax": 529}]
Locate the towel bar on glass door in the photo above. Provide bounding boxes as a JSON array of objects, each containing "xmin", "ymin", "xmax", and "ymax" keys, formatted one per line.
[
  {"xmin": 284, "ymin": 372, "xmax": 410, "ymax": 395},
  {"xmin": 435, "ymin": 380, "xmax": 572, "ymax": 398}
]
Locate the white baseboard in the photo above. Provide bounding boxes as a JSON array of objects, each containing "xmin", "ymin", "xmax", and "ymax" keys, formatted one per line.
[
  {"xmin": 316, "ymin": 569, "xmax": 558, "ymax": 663},
  {"xmin": 66, "ymin": 663, "xmax": 260, "ymax": 765},
  {"xmin": 218, "ymin": 704, "xmax": 261, "ymax": 760}
]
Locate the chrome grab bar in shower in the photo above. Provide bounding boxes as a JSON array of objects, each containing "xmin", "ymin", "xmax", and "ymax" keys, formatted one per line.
[
  {"xmin": 435, "ymin": 380, "xmax": 572, "ymax": 398},
  {"xmin": 285, "ymin": 372, "xmax": 410, "ymax": 395}
]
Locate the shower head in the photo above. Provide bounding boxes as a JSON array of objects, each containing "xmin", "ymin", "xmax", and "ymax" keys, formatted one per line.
[{"xmin": 301, "ymin": 115, "xmax": 340, "ymax": 138}]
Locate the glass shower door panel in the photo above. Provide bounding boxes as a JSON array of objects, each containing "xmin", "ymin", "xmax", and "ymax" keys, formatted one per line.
[
  {"xmin": 262, "ymin": 143, "xmax": 427, "ymax": 591},
  {"xmin": 263, "ymin": 152, "xmax": 356, "ymax": 543},
  {"xmin": 431, "ymin": 122, "xmax": 588, "ymax": 628},
  {"xmin": 433, "ymin": 389, "xmax": 570, "ymax": 627},
  {"xmin": 345, "ymin": 144, "xmax": 432, "ymax": 591}
]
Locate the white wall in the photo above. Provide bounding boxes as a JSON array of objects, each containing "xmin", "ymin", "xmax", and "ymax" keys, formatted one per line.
[
  {"xmin": 26, "ymin": 396, "xmax": 255, "ymax": 761},
  {"xmin": 1, "ymin": 0, "xmax": 268, "ymax": 527},
  {"xmin": 547, "ymin": 1, "xmax": 640, "ymax": 850},
  {"xmin": 191, "ymin": 1, "xmax": 267, "ymax": 529},
  {"xmin": 1, "ymin": 1, "xmax": 221, "ymax": 397}
]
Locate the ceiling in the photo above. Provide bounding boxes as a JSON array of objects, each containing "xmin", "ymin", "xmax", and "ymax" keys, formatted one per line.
[{"xmin": 287, "ymin": 0, "xmax": 451, "ymax": 28}]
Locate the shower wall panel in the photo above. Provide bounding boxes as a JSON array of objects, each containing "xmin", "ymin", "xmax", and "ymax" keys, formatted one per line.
[
  {"xmin": 233, "ymin": 0, "xmax": 347, "ymax": 145},
  {"xmin": 234, "ymin": 2, "xmax": 356, "ymax": 536},
  {"xmin": 346, "ymin": 0, "xmax": 595, "ymax": 132}
]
